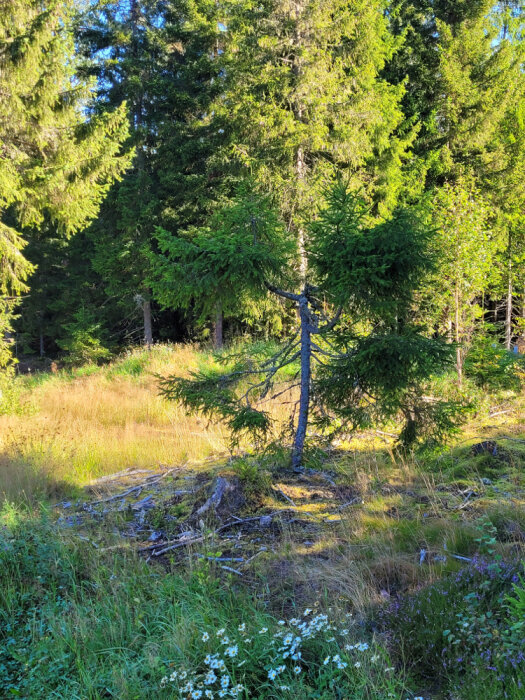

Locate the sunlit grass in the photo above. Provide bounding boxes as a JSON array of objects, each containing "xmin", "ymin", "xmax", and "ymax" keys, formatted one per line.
[
  {"xmin": 1, "ymin": 342, "xmax": 524, "ymax": 509},
  {"xmin": 0, "ymin": 344, "xmax": 300, "ymax": 502},
  {"xmin": 0, "ymin": 346, "xmax": 231, "ymax": 500}
]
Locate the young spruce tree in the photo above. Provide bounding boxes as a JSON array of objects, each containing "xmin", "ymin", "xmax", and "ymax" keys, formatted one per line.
[{"xmin": 159, "ymin": 181, "xmax": 458, "ymax": 470}]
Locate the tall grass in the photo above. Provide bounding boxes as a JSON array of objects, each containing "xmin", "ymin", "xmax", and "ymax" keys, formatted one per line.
[
  {"xmin": 0, "ymin": 507, "xmax": 411, "ymax": 699},
  {"xmin": 1, "ymin": 342, "xmax": 523, "ymax": 504},
  {"xmin": 0, "ymin": 344, "xmax": 301, "ymax": 502},
  {"xmin": 0, "ymin": 346, "xmax": 231, "ymax": 501}
]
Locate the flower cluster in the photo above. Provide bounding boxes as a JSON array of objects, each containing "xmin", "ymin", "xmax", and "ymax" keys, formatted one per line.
[{"xmin": 160, "ymin": 608, "xmax": 401, "ymax": 697}]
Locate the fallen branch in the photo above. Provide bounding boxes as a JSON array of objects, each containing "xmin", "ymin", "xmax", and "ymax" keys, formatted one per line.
[
  {"xmin": 331, "ymin": 497, "xmax": 363, "ymax": 513},
  {"xmin": 92, "ymin": 484, "xmax": 143, "ymax": 504},
  {"xmin": 273, "ymin": 487, "xmax": 296, "ymax": 507},
  {"xmin": 139, "ymin": 511, "xmax": 290, "ymax": 556},
  {"xmin": 219, "ymin": 565, "xmax": 243, "ymax": 575},
  {"xmin": 91, "ymin": 469, "xmax": 176, "ymax": 505}
]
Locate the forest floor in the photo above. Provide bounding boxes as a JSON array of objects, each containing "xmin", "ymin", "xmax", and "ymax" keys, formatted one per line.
[{"xmin": 1, "ymin": 345, "xmax": 524, "ymax": 699}]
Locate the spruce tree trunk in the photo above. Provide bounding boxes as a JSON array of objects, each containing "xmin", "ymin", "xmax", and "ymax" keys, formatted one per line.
[
  {"xmin": 213, "ymin": 303, "xmax": 223, "ymax": 349},
  {"xmin": 143, "ymin": 298, "xmax": 153, "ymax": 347},
  {"xmin": 39, "ymin": 329, "xmax": 44, "ymax": 358},
  {"xmin": 292, "ymin": 294, "xmax": 311, "ymax": 471}
]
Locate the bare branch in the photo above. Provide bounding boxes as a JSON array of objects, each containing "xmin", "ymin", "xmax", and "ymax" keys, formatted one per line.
[
  {"xmin": 311, "ymin": 306, "xmax": 342, "ymax": 334},
  {"xmin": 265, "ymin": 281, "xmax": 300, "ymax": 302}
]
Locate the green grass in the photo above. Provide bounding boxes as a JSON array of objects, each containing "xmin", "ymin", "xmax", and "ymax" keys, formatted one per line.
[
  {"xmin": 1, "ymin": 344, "xmax": 524, "ymax": 698},
  {"xmin": 0, "ymin": 507, "xmax": 413, "ymax": 699}
]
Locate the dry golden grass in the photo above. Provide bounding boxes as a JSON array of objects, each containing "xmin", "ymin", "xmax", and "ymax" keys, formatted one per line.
[
  {"xmin": 1, "ymin": 342, "xmax": 523, "ymax": 511},
  {"xmin": 0, "ymin": 345, "xmax": 233, "ymax": 501},
  {"xmin": 0, "ymin": 344, "xmax": 299, "ymax": 502}
]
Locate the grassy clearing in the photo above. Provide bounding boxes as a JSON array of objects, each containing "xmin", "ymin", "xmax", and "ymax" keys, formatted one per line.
[
  {"xmin": 0, "ymin": 344, "xmax": 524, "ymax": 698},
  {"xmin": 1, "ymin": 346, "xmax": 229, "ymax": 501}
]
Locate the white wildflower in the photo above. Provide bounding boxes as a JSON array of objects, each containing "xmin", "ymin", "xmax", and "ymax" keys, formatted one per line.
[
  {"xmin": 268, "ymin": 669, "xmax": 278, "ymax": 681},
  {"xmin": 202, "ymin": 632, "xmax": 210, "ymax": 642},
  {"xmin": 204, "ymin": 671, "xmax": 217, "ymax": 685},
  {"xmin": 293, "ymin": 666, "xmax": 302, "ymax": 674},
  {"xmin": 354, "ymin": 662, "xmax": 361, "ymax": 669},
  {"xmin": 225, "ymin": 645, "xmax": 238, "ymax": 658}
]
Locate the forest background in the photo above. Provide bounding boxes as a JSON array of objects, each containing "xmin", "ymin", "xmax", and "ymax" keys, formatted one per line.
[{"xmin": 1, "ymin": 0, "xmax": 524, "ymax": 384}]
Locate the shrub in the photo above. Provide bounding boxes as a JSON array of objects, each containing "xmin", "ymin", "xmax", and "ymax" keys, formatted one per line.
[
  {"xmin": 379, "ymin": 556, "xmax": 524, "ymax": 696},
  {"xmin": 464, "ymin": 335, "xmax": 524, "ymax": 391}
]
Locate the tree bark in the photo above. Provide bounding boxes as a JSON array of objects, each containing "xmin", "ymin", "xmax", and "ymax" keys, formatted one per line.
[
  {"xmin": 292, "ymin": 1, "xmax": 307, "ymax": 281},
  {"xmin": 143, "ymin": 298, "xmax": 153, "ymax": 347},
  {"xmin": 213, "ymin": 303, "xmax": 223, "ymax": 349},
  {"xmin": 292, "ymin": 293, "xmax": 311, "ymax": 471}
]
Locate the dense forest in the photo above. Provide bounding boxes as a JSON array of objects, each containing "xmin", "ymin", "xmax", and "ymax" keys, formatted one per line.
[{"xmin": 1, "ymin": 0, "xmax": 524, "ymax": 369}]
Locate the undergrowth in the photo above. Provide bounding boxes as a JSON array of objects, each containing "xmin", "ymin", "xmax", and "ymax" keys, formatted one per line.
[{"xmin": 0, "ymin": 507, "xmax": 412, "ymax": 699}]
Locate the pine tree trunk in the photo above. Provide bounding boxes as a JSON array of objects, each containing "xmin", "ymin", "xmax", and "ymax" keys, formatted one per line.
[
  {"xmin": 213, "ymin": 303, "xmax": 223, "ymax": 349},
  {"xmin": 39, "ymin": 329, "xmax": 44, "ymax": 358},
  {"xmin": 143, "ymin": 299, "xmax": 153, "ymax": 347},
  {"xmin": 292, "ymin": 293, "xmax": 311, "ymax": 471},
  {"xmin": 505, "ymin": 231, "xmax": 513, "ymax": 350}
]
